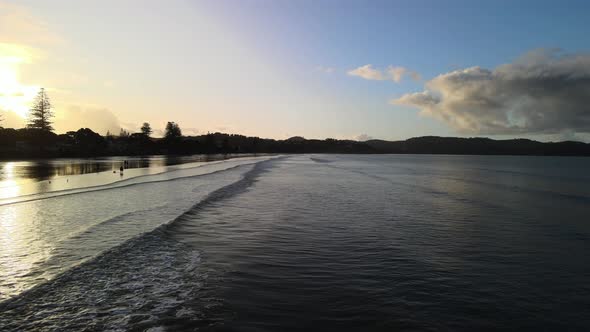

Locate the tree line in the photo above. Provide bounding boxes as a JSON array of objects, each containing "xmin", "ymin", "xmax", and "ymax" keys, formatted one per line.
[
  {"xmin": 0, "ymin": 88, "xmax": 376, "ymax": 157},
  {"xmin": 1, "ymin": 89, "xmax": 589, "ymax": 158},
  {"xmin": 0, "ymin": 89, "xmax": 188, "ymax": 157},
  {"xmin": 0, "ymin": 89, "xmax": 185, "ymax": 140}
]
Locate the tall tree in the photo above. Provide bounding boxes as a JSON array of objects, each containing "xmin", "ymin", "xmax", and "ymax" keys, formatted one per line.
[
  {"xmin": 27, "ymin": 88, "xmax": 54, "ymax": 132},
  {"xmin": 140, "ymin": 122, "xmax": 152, "ymax": 137},
  {"xmin": 164, "ymin": 121, "xmax": 182, "ymax": 140}
]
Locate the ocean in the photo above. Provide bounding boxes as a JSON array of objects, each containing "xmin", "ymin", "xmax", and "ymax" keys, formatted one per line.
[{"xmin": 0, "ymin": 154, "xmax": 589, "ymax": 331}]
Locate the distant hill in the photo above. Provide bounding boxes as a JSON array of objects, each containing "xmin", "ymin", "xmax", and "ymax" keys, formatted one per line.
[{"xmin": 364, "ymin": 136, "xmax": 590, "ymax": 156}]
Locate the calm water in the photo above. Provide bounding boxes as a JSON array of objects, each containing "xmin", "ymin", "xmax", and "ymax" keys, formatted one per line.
[{"xmin": 0, "ymin": 155, "xmax": 589, "ymax": 331}]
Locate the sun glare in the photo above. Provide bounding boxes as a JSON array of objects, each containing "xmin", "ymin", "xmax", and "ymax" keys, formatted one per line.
[{"xmin": 0, "ymin": 48, "xmax": 39, "ymax": 119}]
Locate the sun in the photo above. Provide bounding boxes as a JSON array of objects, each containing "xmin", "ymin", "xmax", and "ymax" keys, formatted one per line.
[{"xmin": 0, "ymin": 49, "xmax": 39, "ymax": 119}]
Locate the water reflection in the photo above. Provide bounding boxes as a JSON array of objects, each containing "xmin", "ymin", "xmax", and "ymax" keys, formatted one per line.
[
  {"xmin": 0, "ymin": 163, "xmax": 20, "ymax": 198},
  {"xmin": 0, "ymin": 200, "xmax": 45, "ymax": 298},
  {"xmin": 0, "ymin": 154, "xmax": 260, "ymax": 201},
  {"xmin": 0, "ymin": 155, "xmax": 237, "ymax": 182}
]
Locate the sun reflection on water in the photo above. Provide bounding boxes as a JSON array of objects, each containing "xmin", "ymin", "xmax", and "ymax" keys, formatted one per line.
[
  {"xmin": 0, "ymin": 162, "xmax": 52, "ymax": 299},
  {"xmin": 0, "ymin": 199, "xmax": 42, "ymax": 299},
  {"xmin": 0, "ymin": 162, "xmax": 21, "ymax": 199}
]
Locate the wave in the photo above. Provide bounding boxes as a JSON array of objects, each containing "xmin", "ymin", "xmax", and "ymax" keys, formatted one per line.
[
  {"xmin": 0, "ymin": 156, "xmax": 281, "ymax": 305},
  {"xmin": 0, "ymin": 157, "xmax": 281, "ymax": 331},
  {"xmin": 309, "ymin": 156, "xmax": 334, "ymax": 163},
  {"xmin": 0, "ymin": 156, "xmax": 273, "ymax": 207}
]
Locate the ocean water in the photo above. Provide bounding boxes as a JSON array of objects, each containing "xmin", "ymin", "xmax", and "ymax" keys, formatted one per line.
[{"xmin": 1, "ymin": 154, "xmax": 589, "ymax": 331}]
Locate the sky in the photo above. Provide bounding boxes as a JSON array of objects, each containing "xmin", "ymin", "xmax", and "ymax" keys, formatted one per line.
[{"xmin": 0, "ymin": 0, "xmax": 589, "ymax": 141}]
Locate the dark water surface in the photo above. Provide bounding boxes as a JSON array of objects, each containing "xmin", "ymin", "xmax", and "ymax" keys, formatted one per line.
[{"xmin": 1, "ymin": 155, "xmax": 589, "ymax": 331}]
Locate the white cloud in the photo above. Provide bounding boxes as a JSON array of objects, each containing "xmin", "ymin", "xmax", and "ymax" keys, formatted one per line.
[
  {"xmin": 348, "ymin": 64, "xmax": 386, "ymax": 80},
  {"xmin": 392, "ymin": 49, "xmax": 590, "ymax": 135},
  {"xmin": 348, "ymin": 64, "xmax": 420, "ymax": 82}
]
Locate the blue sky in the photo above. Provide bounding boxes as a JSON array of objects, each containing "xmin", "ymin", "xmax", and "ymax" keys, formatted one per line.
[{"xmin": 1, "ymin": 0, "xmax": 589, "ymax": 140}]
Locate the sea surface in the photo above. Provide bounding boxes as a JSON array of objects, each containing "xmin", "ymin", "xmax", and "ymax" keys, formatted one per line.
[{"xmin": 0, "ymin": 154, "xmax": 589, "ymax": 331}]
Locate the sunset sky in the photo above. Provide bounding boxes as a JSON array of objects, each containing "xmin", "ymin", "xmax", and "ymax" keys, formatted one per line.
[{"xmin": 1, "ymin": 0, "xmax": 589, "ymax": 141}]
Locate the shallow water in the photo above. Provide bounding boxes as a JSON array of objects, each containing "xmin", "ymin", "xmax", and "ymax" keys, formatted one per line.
[
  {"xmin": 0, "ymin": 155, "xmax": 274, "ymax": 301},
  {"xmin": 1, "ymin": 155, "xmax": 589, "ymax": 331},
  {"xmin": 0, "ymin": 154, "xmax": 256, "ymax": 201}
]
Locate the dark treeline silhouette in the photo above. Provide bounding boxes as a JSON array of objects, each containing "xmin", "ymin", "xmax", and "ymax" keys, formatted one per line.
[
  {"xmin": 1, "ymin": 89, "xmax": 589, "ymax": 158},
  {"xmin": 1, "ymin": 128, "xmax": 589, "ymax": 158}
]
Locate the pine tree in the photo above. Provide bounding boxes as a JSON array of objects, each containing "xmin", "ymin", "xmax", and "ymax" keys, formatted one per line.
[
  {"xmin": 140, "ymin": 122, "xmax": 152, "ymax": 137},
  {"xmin": 27, "ymin": 88, "xmax": 54, "ymax": 132}
]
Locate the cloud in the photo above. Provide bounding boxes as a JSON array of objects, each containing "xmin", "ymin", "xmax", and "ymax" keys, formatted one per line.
[
  {"xmin": 1, "ymin": 103, "xmax": 123, "ymax": 135},
  {"xmin": 387, "ymin": 66, "xmax": 406, "ymax": 82},
  {"xmin": 392, "ymin": 49, "xmax": 590, "ymax": 135},
  {"xmin": 348, "ymin": 64, "xmax": 421, "ymax": 82},
  {"xmin": 348, "ymin": 64, "xmax": 386, "ymax": 80},
  {"xmin": 355, "ymin": 134, "xmax": 373, "ymax": 141},
  {"xmin": 54, "ymin": 105, "xmax": 122, "ymax": 135}
]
